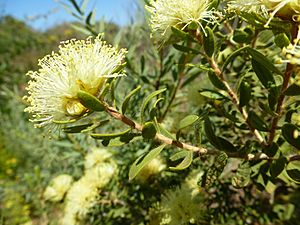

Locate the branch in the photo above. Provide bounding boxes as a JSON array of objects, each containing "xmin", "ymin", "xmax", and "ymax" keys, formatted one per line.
[
  {"xmin": 104, "ymin": 105, "xmax": 284, "ymax": 161},
  {"xmin": 268, "ymin": 63, "xmax": 294, "ymax": 144},
  {"xmin": 192, "ymin": 30, "xmax": 266, "ymax": 146},
  {"xmin": 268, "ymin": 25, "xmax": 298, "ymax": 145}
]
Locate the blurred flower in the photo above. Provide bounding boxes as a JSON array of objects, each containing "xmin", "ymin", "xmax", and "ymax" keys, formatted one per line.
[
  {"xmin": 146, "ymin": 0, "xmax": 217, "ymax": 43},
  {"xmin": 151, "ymin": 185, "xmax": 206, "ymax": 225},
  {"xmin": 24, "ymin": 35, "xmax": 127, "ymax": 128},
  {"xmin": 281, "ymin": 43, "xmax": 300, "ymax": 65},
  {"xmin": 136, "ymin": 157, "xmax": 166, "ymax": 182},
  {"xmin": 227, "ymin": 0, "xmax": 268, "ymax": 15},
  {"xmin": 228, "ymin": 0, "xmax": 300, "ymax": 25},
  {"xmin": 44, "ymin": 174, "xmax": 73, "ymax": 202},
  {"xmin": 62, "ymin": 163, "xmax": 117, "ymax": 224},
  {"xmin": 84, "ymin": 148, "xmax": 112, "ymax": 170},
  {"xmin": 184, "ymin": 169, "xmax": 204, "ymax": 197},
  {"xmin": 292, "ymin": 112, "xmax": 300, "ymax": 126}
]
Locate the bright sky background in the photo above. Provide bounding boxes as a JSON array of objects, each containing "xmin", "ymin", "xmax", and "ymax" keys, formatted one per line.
[{"xmin": 0, "ymin": 0, "xmax": 138, "ymax": 30}]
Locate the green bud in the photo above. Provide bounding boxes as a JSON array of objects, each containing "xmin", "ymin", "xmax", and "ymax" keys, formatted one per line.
[
  {"xmin": 142, "ymin": 122, "xmax": 157, "ymax": 139},
  {"xmin": 274, "ymin": 33, "xmax": 290, "ymax": 48}
]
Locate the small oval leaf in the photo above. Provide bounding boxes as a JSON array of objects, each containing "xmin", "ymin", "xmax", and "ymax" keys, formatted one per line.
[
  {"xmin": 122, "ymin": 85, "xmax": 141, "ymax": 114},
  {"xmin": 91, "ymin": 129, "xmax": 131, "ymax": 140},
  {"xmin": 129, "ymin": 144, "xmax": 167, "ymax": 180},
  {"xmin": 203, "ymin": 26, "xmax": 215, "ymax": 57},
  {"xmin": 169, "ymin": 151, "xmax": 193, "ymax": 170},
  {"xmin": 199, "ymin": 89, "xmax": 227, "ymax": 100},
  {"xmin": 239, "ymin": 79, "xmax": 252, "ymax": 107},
  {"xmin": 285, "ymin": 84, "xmax": 300, "ymax": 96},
  {"xmin": 63, "ymin": 123, "xmax": 93, "ymax": 133},
  {"xmin": 270, "ymin": 157, "xmax": 287, "ymax": 178},
  {"xmin": 178, "ymin": 115, "xmax": 199, "ymax": 130},
  {"xmin": 248, "ymin": 110, "xmax": 268, "ymax": 131},
  {"xmin": 282, "ymin": 124, "xmax": 300, "ymax": 149},
  {"xmin": 77, "ymin": 90, "xmax": 105, "ymax": 112},
  {"xmin": 141, "ymin": 88, "xmax": 166, "ymax": 123},
  {"xmin": 247, "ymin": 47, "xmax": 282, "ymax": 75},
  {"xmin": 208, "ymin": 71, "xmax": 227, "ymax": 90}
]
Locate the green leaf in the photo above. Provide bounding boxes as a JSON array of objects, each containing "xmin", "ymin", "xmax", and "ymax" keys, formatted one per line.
[
  {"xmin": 111, "ymin": 62, "xmax": 126, "ymax": 74},
  {"xmin": 204, "ymin": 117, "xmax": 218, "ymax": 146},
  {"xmin": 77, "ymin": 90, "xmax": 105, "ymax": 112},
  {"xmin": 268, "ymin": 84, "xmax": 280, "ymax": 110},
  {"xmin": 85, "ymin": 11, "xmax": 94, "ymax": 26},
  {"xmin": 263, "ymin": 142, "xmax": 278, "ymax": 157},
  {"xmin": 287, "ymin": 169, "xmax": 300, "ymax": 182},
  {"xmin": 169, "ymin": 151, "xmax": 193, "ymax": 170},
  {"xmin": 239, "ymin": 79, "xmax": 252, "ymax": 107},
  {"xmin": 285, "ymin": 84, "xmax": 300, "ymax": 96},
  {"xmin": 186, "ymin": 63, "xmax": 211, "ymax": 71},
  {"xmin": 158, "ymin": 124, "xmax": 176, "ymax": 139},
  {"xmin": 232, "ymin": 162, "xmax": 251, "ymax": 188},
  {"xmin": 199, "ymin": 89, "xmax": 227, "ymax": 100},
  {"xmin": 216, "ymin": 137, "xmax": 237, "ymax": 152},
  {"xmin": 142, "ymin": 122, "xmax": 157, "ymax": 139},
  {"xmin": 129, "ymin": 144, "xmax": 167, "ymax": 180},
  {"xmin": 270, "ymin": 157, "xmax": 287, "ymax": 178},
  {"xmin": 63, "ymin": 123, "xmax": 93, "ymax": 133},
  {"xmin": 204, "ymin": 118, "xmax": 236, "ymax": 151},
  {"xmin": 208, "ymin": 0, "xmax": 220, "ymax": 9},
  {"xmin": 69, "ymin": 0, "xmax": 83, "ymax": 15},
  {"xmin": 178, "ymin": 115, "xmax": 199, "ymax": 130},
  {"xmin": 173, "ymin": 44, "xmax": 201, "ymax": 55},
  {"xmin": 99, "ymin": 83, "xmax": 110, "ymax": 100},
  {"xmin": 247, "ymin": 47, "xmax": 282, "ymax": 75},
  {"xmin": 121, "ymin": 85, "xmax": 141, "ymax": 114},
  {"xmin": 171, "ymin": 26, "xmax": 194, "ymax": 41},
  {"xmin": 70, "ymin": 24, "xmax": 91, "ymax": 35},
  {"xmin": 141, "ymin": 88, "xmax": 166, "ymax": 123},
  {"xmin": 222, "ymin": 46, "xmax": 248, "ymax": 72},
  {"xmin": 140, "ymin": 56, "xmax": 145, "ymax": 73},
  {"xmin": 208, "ymin": 71, "xmax": 226, "ymax": 90},
  {"xmin": 233, "ymin": 29, "xmax": 253, "ymax": 44},
  {"xmin": 286, "ymin": 161, "xmax": 300, "ymax": 182},
  {"xmin": 170, "ymin": 150, "xmax": 189, "ymax": 161},
  {"xmin": 248, "ymin": 110, "xmax": 268, "ymax": 131},
  {"xmin": 251, "ymin": 59, "xmax": 275, "ymax": 89},
  {"xmin": 282, "ymin": 124, "xmax": 300, "ymax": 149},
  {"xmin": 91, "ymin": 129, "xmax": 131, "ymax": 140},
  {"xmin": 203, "ymin": 27, "xmax": 215, "ymax": 57}
]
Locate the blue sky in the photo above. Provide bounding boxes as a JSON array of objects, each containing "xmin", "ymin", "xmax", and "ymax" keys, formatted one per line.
[{"xmin": 0, "ymin": 0, "xmax": 138, "ymax": 30}]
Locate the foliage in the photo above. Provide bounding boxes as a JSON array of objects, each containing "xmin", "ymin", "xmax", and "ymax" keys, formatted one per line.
[{"xmin": 1, "ymin": 0, "xmax": 300, "ymax": 224}]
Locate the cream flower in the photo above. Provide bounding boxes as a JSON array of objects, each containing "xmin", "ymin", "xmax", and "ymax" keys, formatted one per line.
[
  {"xmin": 146, "ymin": 0, "xmax": 217, "ymax": 43},
  {"xmin": 136, "ymin": 157, "xmax": 166, "ymax": 182},
  {"xmin": 43, "ymin": 174, "xmax": 73, "ymax": 202},
  {"xmin": 228, "ymin": 0, "xmax": 300, "ymax": 25},
  {"xmin": 280, "ymin": 43, "xmax": 300, "ymax": 65},
  {"xmin": 227, "ymin": 0, "xmax": 268, "ymax": 15},
  {"xmin": 152, "ymin": 185, "xmax": 206, "ymax": 225},
  {"xmin": 84, "ymin": 148, "xmax": 112, "ymax": 170},
  {"xmin": 61, "ymin": 163, "xmax": 116, "ymax": 224},
  {"xmin": 24, "ymin": 35, "xmax": 127, "ymax": 128}
]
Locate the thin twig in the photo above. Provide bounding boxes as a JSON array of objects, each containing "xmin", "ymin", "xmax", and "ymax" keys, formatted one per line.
[
  {"xmin": 103, "ymin": 105, "xmax": 300, "ymax": 162},
  {"xmin": 192, "ymin": 30, "xmax": 266, "ymax": 146},
  {"xmin": 268, "ymin": 63, "xmax": 294, "ymax": 144},
  {"xmin": 268, "ymin": 24, "xmax": 298, "ymax": 145},
  {"xmin": 159, "ymin": 56, "xmax": 187, "ymax": 122}
]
